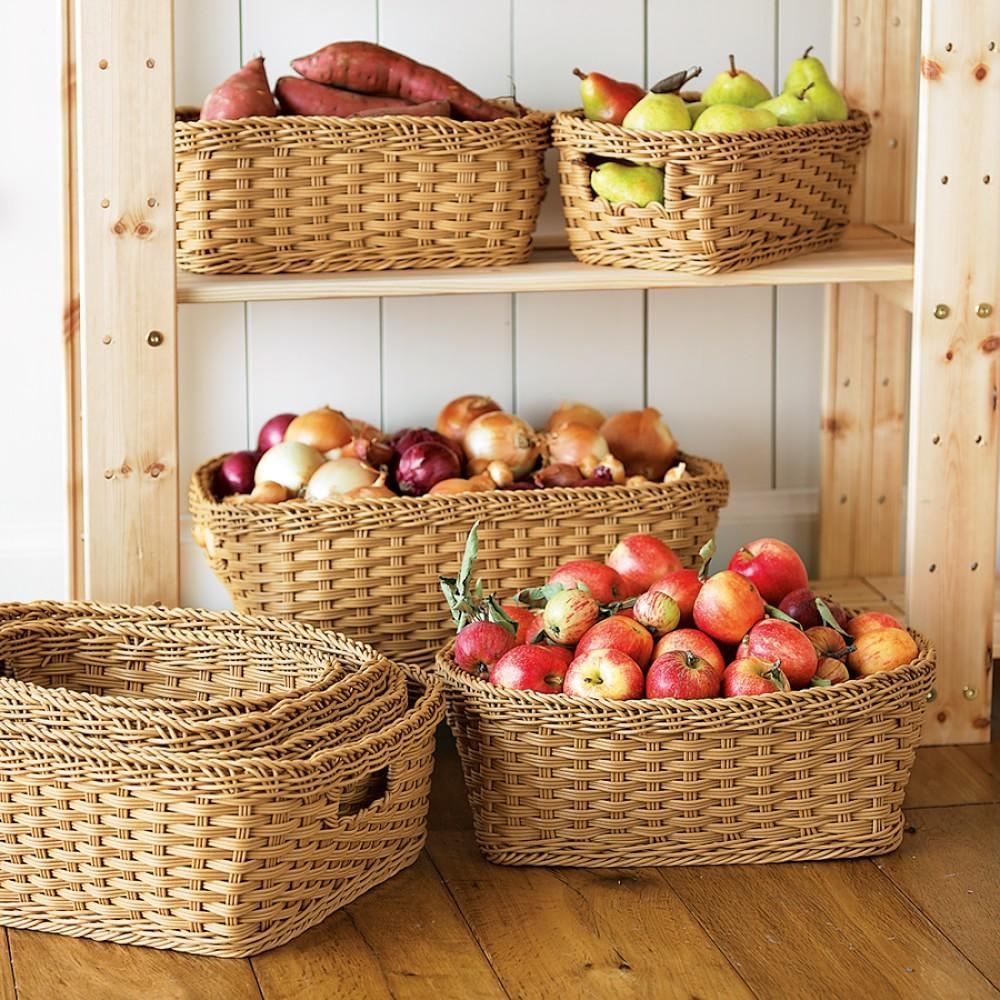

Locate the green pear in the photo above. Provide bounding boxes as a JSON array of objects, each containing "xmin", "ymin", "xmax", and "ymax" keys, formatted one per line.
[
  {"xmin": 621, "ymin": 91, "xmax": 691, "ymax": 131},
  {"xmin": 692, "ymin": 104, "xmax": 778, "ymax": 134},
  {"xmin": 702, "ymin": 54, "xmax": 771, "ymax": 108},
  {"xmin": 685, "ymin": 100, "xmax": 707, "ymax": 126},
  {"xmin": 783, "ymin": 47, "xmax": 849, "ymax": 121},
  {"xmin": 756, "ymin": 83, "xmax": 818, "ymax": 125},
  {"xmin": 591, "ymin": 162, "xmax": 664, "ymax": 207}
]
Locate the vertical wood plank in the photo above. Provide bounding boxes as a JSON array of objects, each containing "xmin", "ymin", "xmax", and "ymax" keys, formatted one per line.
[
  {"xmin": 75, "ymin": 0, "xmax": 178, "ymax": 605},
  {"xmin": 907, "ymin": 0, "xmax": 999, "ymax": 744}
]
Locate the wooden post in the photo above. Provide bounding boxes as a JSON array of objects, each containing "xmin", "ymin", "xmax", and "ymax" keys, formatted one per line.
[
  {"xmin": 820, "ymin": 0, "xmax": 919, "ymax": 578},
  {"xmin": 907, "ymin": 0, "xmax": 999, "ymax": 744},
  {"xmin": 73, "ymin": 0, "xmax": 178, "ymax": 604}
]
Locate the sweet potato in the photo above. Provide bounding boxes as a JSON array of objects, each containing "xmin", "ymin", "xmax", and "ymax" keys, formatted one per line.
[
  {"xmin": 274, "ymin": 75, "xmax": 412, "ymax": 116},
  {"xmin": 291, "ymin": 41, "xmax": 515, "ymax": 121},
  {"xmin": 352, "ymin": 98, "xmax": 452, "ymax": 118},
  {"xmin": 200, "ymin": 56, "xmax": 278, "ymax": 120}
]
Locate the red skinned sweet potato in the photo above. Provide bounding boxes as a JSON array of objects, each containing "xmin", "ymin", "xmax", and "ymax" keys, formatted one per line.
[
  {"xmin": 274, "ymin": 75, "xmax": 412, "ymax": 116},
  {"xmin": 291, "ymin": 41, "xmax": 515, "ymax": 121},
  {"xmin": 352, "ymin": 98, "xmax": 452, "ymax": 118},
  {"xmin": 200, "ymin": 56, "xmax": 278, "ymax": 120}
]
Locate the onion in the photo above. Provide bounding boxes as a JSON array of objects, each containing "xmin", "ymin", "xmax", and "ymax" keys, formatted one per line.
[
  {"xmin": 463, "ymin": 411, "xmax": 541, "ymax": 479},
  {"xmin": 391, "ymin": 426, "xmax": 463, "ymax": 463},
  {"xmin": 485, "ymin": 460, "xmax": 514, "ymax": 487},
  {"xmin": 224, "ymin": 479, "xmax": 293, "ymax": 504},
  {"xmin": 214, "ymin": 449, "xmax": 260, "ymax": 497},
  {"xmin": 533, "ymin": 463, "xmax": 583, "ymax": 488},
  {"xmin": 428, "ymin": 472, "xmax": 495, "ymax": 495},
  {"xmin": 600, "ymin": 407, "xmax": 679, "ymax": 480},
  {"xmin": 305, "ymin": 457, "xmax": 381, "ymax": 501},
  {"xmin": 435, "ymin": 394, "xmax": 502, "ymax": 442},
  {"xmin": 395, "ymin": 441, "xmax": 463, "ymax": 496},
  {"xmin": 544, "ymin": 422, "xmax": 608, "ymax": 468},
  {"xmin": 545, "ymin": 401, "xmax": 606, "ymax": 432},
  {"xmin": 283, "ymin": 406, "xmax": 355, "ymax": 455},
  {"xmin": 254, "ymin": 441, "xmax": 325, "ymax": 493},
  {"xmin": 342, "ymin": 472, "xmax": 396, "ymax": 500},
  {"xmin": 256, "ymin": 412, "xmax": 297, "ymax": 452}
]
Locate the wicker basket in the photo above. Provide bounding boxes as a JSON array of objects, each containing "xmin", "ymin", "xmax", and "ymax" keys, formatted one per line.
[
  {"xmin": 433, "ymin": 630, "xmax": 934, "ymax": 867},
  {"xmin": 0, "ymin": 606, "xmax": 444, "ymax": 958},
  {"xmin": 551, "ymin": 109, "xmax": 872, "ymax": 274},
  {"xmin": 189, "ymin": 452, "xmax": 729, "ymax": 665},
  {"xmin": 174, "ymin": 106, "xmax": 551, "ymax": 274}
]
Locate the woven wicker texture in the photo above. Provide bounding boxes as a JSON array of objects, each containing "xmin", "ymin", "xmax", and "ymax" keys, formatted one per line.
[
  {"xmin": 0, "ymin": 602, "xmax": 408, "ymax": 751},
  {"xmin": 434, "ymin": 630, "xmax": 934, "ymax": 867},
  {"xmin": 0, "ymin": 606, "xmax": 445, "ymax": 958},
  {"xmin": 189, "ymin": 452, "xmax": 729, "ymax": 665},
  {"xmin": 174, "ymin": 108, "xmax": 551, "ymax": 274},
  {"xmin": 551, "ymin": 109, "xmax": 872, "ymax": 274}
]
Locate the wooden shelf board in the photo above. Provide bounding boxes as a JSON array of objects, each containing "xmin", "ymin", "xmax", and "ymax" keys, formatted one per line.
[{"xmin": 176, "ymin": 223, "xmax": 913, "ymax": 304}]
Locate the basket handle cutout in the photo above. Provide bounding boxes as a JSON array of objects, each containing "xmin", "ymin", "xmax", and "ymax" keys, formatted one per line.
[{"xmin": 336, "ymin": 766, "xmax": 389, "ymax": 817}]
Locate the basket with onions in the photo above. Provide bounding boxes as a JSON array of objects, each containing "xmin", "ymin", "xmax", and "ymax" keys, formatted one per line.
[{"xmin": 190, "ymin": 395, "xmax": 729, "ymax": 664}]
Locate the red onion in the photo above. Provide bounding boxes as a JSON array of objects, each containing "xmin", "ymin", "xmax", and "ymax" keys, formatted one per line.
[
  {"xmin": 215, "ymin": 450, "xmax": 260, "ymax": 497},
  {"xmin": 395, "ymin": 441, "xmax": 462, "ymax": 496},
  {"xmin": 256, "ymin": 412, "xmax": 297, "ymax": 452}
]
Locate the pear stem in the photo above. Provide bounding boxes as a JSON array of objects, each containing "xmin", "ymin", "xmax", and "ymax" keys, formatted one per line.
[
  {"xmin": 572, "ymin": 67, "xmax": 586, "ymax": 80},
  {"xmin": 796, "ymin": 82, "xmax": 816, "ymax": 100},
  {"xmin": 803, "ymin": 45, "xmax": 814, "ymax": 59},
  {"xmin": 728, "ymin": 53, "xmax": 738, "ymax": 77}
]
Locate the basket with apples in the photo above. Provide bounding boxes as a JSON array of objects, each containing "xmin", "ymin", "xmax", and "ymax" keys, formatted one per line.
[
  {"xmin": 552, "ymin": 49, "xmax": 871, "ymax": 274},
  {"xmin": 433, "ymin": 526, "xmax": 935, "ymax": 867}
]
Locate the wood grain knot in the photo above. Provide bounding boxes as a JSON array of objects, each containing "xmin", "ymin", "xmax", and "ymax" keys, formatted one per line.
[
  {"xmin": 974, "ymin": 63, "xmax": 987, "ymax": 81},
  {"xmin": 921, "ymin": 58, "xmax": 942, "ymax": 80},
  {"xmin": 980, "ymin": 335, "xmax": 1000, "ymax": 353},
  {"xmin": 973, "ymin": 716, "xmax": 990, "ymax": 729}
]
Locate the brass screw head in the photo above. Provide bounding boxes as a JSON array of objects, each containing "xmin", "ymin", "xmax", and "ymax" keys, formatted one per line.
[
  {"xmin": 977, "ymin": 303, "xmax": 993, "ymax": 318},
  {"xmin": 926, "ymin": 688, "xmax": 937, "ymax": 702},
  {"xmin": 962, "ymin": 686, "xmax": 978, "ymax": 700},
  {"xmin": 933, "ymin": 304, "xmax": 950, "ymax": 319},
  {"xmin": 146, "ymin": 330, "xmax": 164, "ymax": 347}
]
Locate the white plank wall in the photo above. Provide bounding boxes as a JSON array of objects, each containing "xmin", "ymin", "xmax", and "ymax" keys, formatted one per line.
[{"xmin": 171, "ymin": 0, "xmax": 840, "ymax": 608}]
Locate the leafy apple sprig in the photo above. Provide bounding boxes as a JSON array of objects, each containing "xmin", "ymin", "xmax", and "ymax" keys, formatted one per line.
[
  {"xmin": 510, "ymin": 580, "xmax": 636, "ymax": 618},
  {"xmin": 439, "ymin": 522, "xmax": 518, "ymax": 634}
]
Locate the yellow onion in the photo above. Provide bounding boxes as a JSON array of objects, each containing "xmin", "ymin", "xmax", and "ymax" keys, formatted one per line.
[
  {"xmin": 283, "ymin": 406, "xmax": 355, "ymax": 455},
  {"xmin": 544, "ymin": 421, "xmax": 608, "ymax": 468},
  {"xmin": 342, "ymin": 473, "xmax": 396, "ymax": 500},
  {"xmin": 545, "ymin": 401, "xmax": 606, "ymax": 432},
  {"xmin": 254, "ymin": 441, "xmax": 325, "ymax": 493},
  {"xmin": 600, "ymin": 407, "xmax": 679, "ymax": 480},
  {"xmin": 224, "ymin": 479, "xmax": 294, "ymax": 504},
  {"xmin": 463, "ymin": 411, "xmax": 541, "ymax": 479},
  {"xmin": 428, "ymin": 472, "xmax": 496, "ymax": 495},
  {"xmin": 435, "ymin": 394, "xmax": 502, "ymax": 443},
  {"xmin": 305, "ymin": 457, "xmax": 381, "ymax": 500}
]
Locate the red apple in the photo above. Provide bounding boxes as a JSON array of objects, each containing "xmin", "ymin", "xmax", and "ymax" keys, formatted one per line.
[
  {"xmin": 574, "ymin": 613, "xmax": 655, "ymax": 669},
  {"xmin": 453, "ymin": 620, "xmax": 518, "ymax": 678},
  {"xmin": 632, "ymin": 589, "xmax": 681, "ymax": 637},
  {"xmin": 542, "ymin": 588, "xmax": 601, "ymax": 645},
  {"xmin": 692, "ymin": 570, "xmax": 766, "ymax": 645},
  {"xmin": 727, "ymin": 537, "xmax": 809, "ymax": 606},
  {"xmin": 735, "ymin": 618, "xmax": 818, "ymax": 689},
  {"xmin": 651, "ymin": 627, "xmax": 726, "ymax": 680},
  {"xmin": 804, "ymin": 625, "xmax": 850, "ymax": 660},
  {"xmin": 489, "ymin": 644, "xmax": 569, "ymax": 693},
  {"xmin": 722, "ymin": 655, "xmax": 790, "ymax": 697},
  {"xmin": 645, "ymin": 649, "xmax": 721, "ymax": 699},
  {"xmin": 547, "ymin": 559, "xmax": 625, "ymax": 605},
  {"xmin": 812, "ymin": 656, "xmax": 850, "ymax": 685},
  {"xmin": 845, "ymin": 610, "xmax": 904, "ymax": 640},
  {"xmin": 846, "ymin": 627, "xmax": 918, "ymax": 678},
  {"xmin": 605, "ymin": 533, "xmax": 683, "ymax": 598},
  {"xmin": 647, "ymin": 568, "xmax": 702, "ymax": 627},
  {"xmin": 777, "ymin": 588, "xmax": 850, "ymax": 631},
  {"xmin": 563, "ymin": 648, "xmax": 645, "ymax": 700},
  {"xmin": 501, "ymin": 603, "xmax": 541, "ymax": 645}
]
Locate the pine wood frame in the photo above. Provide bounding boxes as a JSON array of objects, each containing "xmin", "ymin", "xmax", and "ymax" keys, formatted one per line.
[{"xmin": 66, "ymin": 0, "xmax": 998, "ymax": 744}]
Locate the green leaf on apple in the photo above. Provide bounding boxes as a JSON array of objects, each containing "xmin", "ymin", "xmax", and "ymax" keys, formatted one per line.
[
  {"xmin": 816, "ymin": 597, "xmax": 853, "ymax": 639},
  {"xmin": 512, "ymin": 582, "xmax": 565, "ymax": 606},
  {"xmin": 809, "ymin": 676, "xmax": 833, "ymax": 687},
  {"xmin": 764, "ymin": 603, "xmax": 804, "ymax": 629},
  {"xmin": 483, "ymin": 595, "xmax": 518, "ymax": 635},
  {"xmin": 456, "ymin": 521, "xmax": 479, "ymax": 599}
]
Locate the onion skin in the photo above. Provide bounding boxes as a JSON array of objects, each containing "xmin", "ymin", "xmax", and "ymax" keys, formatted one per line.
[
  {"xmin": 396, "ymin": 441, "xmax": 463, "ymax": 496},
  {"xmin": 215, "ymin": 449, "xmax": 260, "ymax": 497},
  {"xmin": 545, "ymin": 401, "xmax": 606, "ymax": 432},
  {"xmin": 435, "ymin": 394, "xmax": 502, "ymax": 443},
  {"xmin": 223, "ymin": 479, "xmax": 293, "ymax": 504},
  {"xmin": 283, "ymin": 406, "xmax": 355, "ymax": 454},
  {"xmin": 600, "ymin": 407, "xmax": 679, "ymax": 480},
  {"xmin": 305, "ymin": 457, "xmax": 381, "ymax": 500},
  {"xmin": 254, "ymin": 441, "xmax": 326, "ymax": 493},
  {"xmin": 533, "ymin": 463, "xmax": 583, "ymax": 488},
  {"xmin": 463, "ymin": 411, "xmax": 541, "ymax": 479},
  {"xmin": 544, "ymin": 422, "xmax": 608, "ymax": 467},
  {"xmin": 428, "ymin": 472, "xmax": 495, "ymax": 495},
  {"xmin": 256, "ymin": 413, "xmax": 297, "ymax": 452}
]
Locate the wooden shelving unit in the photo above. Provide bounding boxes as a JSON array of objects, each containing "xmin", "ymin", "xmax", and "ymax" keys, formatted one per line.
[{"xmin": 67, "ymin": 0, "xmax": 998, "ymax": 745}]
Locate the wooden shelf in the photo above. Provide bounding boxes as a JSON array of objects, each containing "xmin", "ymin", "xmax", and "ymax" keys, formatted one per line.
[{"xmin": 176, "ymin": 222, "xmax": 914, "ymax": 303}]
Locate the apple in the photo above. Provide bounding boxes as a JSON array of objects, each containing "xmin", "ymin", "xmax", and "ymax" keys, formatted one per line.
[
  {"xmin": 722, "ymin": 655, "xmax": 790, "ymax": 697},
  {"xmin": 777, "ymin": 587, "xmax": 851, "ymax": 631},
  {"xmin": 735, "ymin": 618, "xmax": 818, "ymax": 689},
  {"xmin": 632, "ymin": 589, "xmax": 681, "ymax": 637},
  {"xmin": 645, "ymin": 649, "xmax": 721, "ymax": 699},
  {"xmin": 490, "ymin": 644, "xmax": 570, "ymax": 693},
  {"xmin": 501, "ymin": 603, "xmax": 542, "ymax": 644},
  {"xmin": 652, "ymin": 627, "xmax": 726, "ymax": 680},
  {"xmin": 563, "ymin": 648, "xmax": 645, "ymax": 700},
  {"xmin": 692, "ymin": 570, "xmax": 766, "ymax": 645},
  {"xmin": 547, "ymin": 559, "xmax": 625, "ymax": 605},
  {"xmin": 846, "ymin": 627, "xmax": 918, "ymax": 678},
  {"xmin": 804, "ymin": 625, "xmax": 850, "ymax": 660},
  {"xmin": 647, "ymin": 568, "xmax": 702, "ymax": 627},
  {"xmin": 727, "ymin": 537, "xmax": 809, "ymax": 605},
  {"xmin": 542, "ymin": 588, "xmax": 601, "ymax": 645},
  {"xmin": 574, "ymin": 613, "xmax": 655, "ymax": 670},
  {"xmin": 845, "ymin": 610, "xmax": 904, "ymax": 640},
  {"xmin": 812, "ymin": 656, "xmax": 850, "ymax": 685},
  {"xmin": 453, "ymin": 620, "xmax": 518, "ymax": 678},
  {"xmin": 605, "ymin": 533, "xmax": 683, "ymax": 598}
]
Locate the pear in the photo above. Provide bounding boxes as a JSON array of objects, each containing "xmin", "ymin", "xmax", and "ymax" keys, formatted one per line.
[
  {"xmin": 692, "ymin": 104, "xmax": 778, "ymax": 134},
  {"xmin": 702, "ymin": 54, "xmax": 771, "ymax": 108},
  {"xmin": 685, "ymin": 100, "xmax": 707, "ymax": 126},
  {"xmin": 782, "ymin": 47, "xmax": 849, "ymax": 121},
  {"xmin": 622, "ymin": 91, "xmax": 691, "ymax": 132},
  {"xmin": 756, "ymin": 83, "xmax": 818, "ymax": 125},
  {"xmin": 591, "ymin": 162, "xmax": 664, "ymax": 207},
  {"xmin": 573, "ymin": 68, "xmax": 646, "ymax": 125}
]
